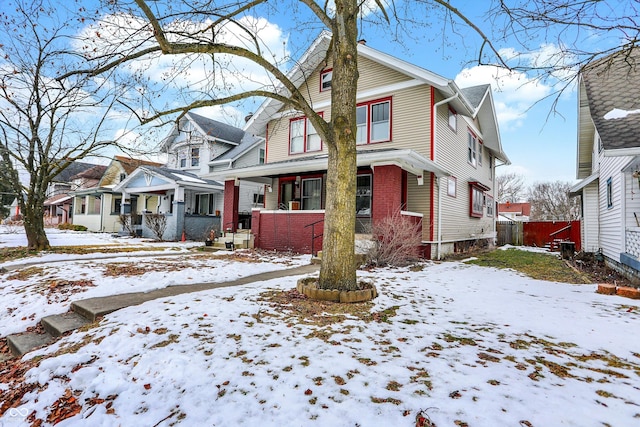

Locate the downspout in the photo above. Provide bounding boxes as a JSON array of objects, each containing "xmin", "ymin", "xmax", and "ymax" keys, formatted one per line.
[{"xmin": 432, "ymin": 91, "xmax": 459, "ymax": 260}]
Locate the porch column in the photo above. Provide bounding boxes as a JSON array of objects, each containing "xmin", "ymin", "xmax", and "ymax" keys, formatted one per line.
[
  {"xmin": 224, "ymin": 179, "xmax": 240, "ymax": 231},
  {"xmin": 372, "ymin": 165, "xmax": 403, "ymax": 224}
]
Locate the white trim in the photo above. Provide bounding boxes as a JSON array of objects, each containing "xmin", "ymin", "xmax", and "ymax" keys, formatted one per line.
[
  {"xmin": 603, "ymin": 147, "xmax": 640, "ymax": 157},
  {"xmin": 400, "ymin": 210, "xmax": 423, "ymax": 218}
]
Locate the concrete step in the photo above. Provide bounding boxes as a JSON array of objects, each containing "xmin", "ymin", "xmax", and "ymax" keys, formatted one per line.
[
  {"xmin": 6, "ymin": 331, "xmax": 54, "ymax": 357},
  {"xmin": 41, "ymin": 312, "xmax": 91, "ymax": 337}
]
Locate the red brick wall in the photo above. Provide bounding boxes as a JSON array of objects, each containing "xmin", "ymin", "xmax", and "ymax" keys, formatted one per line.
[
  {"xmin": 372, "ymin": 165, "xmax": 403, "ymax": 223},
  {"xmin": 253, "ymin": 211, "xmax": 325, "ymax": 254},
  {"xmin": 223, "ymin": 180, "xmax": 239, "ymax": 231}
]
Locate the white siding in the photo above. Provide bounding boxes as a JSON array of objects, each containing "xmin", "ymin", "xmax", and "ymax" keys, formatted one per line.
[
  {"xmin": 598, "ymin": 154, "xmax": 631, "ymax": 260},
  {"xmin": 581, "ymin": 182, "xmax": 599, "ymax": 252},
  {"xmin": 434, "ymin": 96, "xmax": 495, "ymax": 244}
]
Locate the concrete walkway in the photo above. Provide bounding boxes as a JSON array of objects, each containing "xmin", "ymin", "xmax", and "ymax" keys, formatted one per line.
[{"xmin": 6, "ymin": 263, "xmax": 320, "ymax": 358}]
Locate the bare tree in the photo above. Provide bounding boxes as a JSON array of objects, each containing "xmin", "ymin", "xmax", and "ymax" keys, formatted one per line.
[
  {"xmin": 66, "ymin": 0, "xmax": 640, "ymax": 290},
  {"xmin": 496, "ymin": 172, "xmax": 526, "ymax": 203},
  {"xmin": 0, "ymin": 0, "xmax": 130, "ymax": 250},
  {"xmin": 528, "ymin": 181, "xmax": 580, "ymax": 221}
]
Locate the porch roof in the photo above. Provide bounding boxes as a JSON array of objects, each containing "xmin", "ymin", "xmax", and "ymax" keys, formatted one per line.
[
  {"xmin": 114, "ymin": 166, "xmax": 224, "ymax": 194},
  {"xmin": 569, "ymin": 172, "xmax": 599, "ymax": 196},
  {"xmin": 206, "ymin": 148, "xmax": 452, "ymax": 182}
]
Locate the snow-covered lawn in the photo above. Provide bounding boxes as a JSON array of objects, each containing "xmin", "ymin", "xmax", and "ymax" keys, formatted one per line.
[
  {"xmin": 1, "ymin": 235, "xmax": 639, "ymax": 426},
  {"xmin": 0, "ymin": 227, "xmax": 310, "ymax": 336}
]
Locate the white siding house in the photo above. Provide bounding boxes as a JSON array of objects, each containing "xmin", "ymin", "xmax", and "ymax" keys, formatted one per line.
[{"xmin": 571, "ymin": 47, "xmax": 640, "ymax": 279}]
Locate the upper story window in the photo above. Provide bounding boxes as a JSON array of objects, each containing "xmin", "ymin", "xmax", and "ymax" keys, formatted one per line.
[
  {"xmin": 191, "ymin": 147, "xmax": 200, "ymax": 167},
  {"xmin": 607, "ymin": 177, "xmax": 613, "ymax": 208},
  {"xmin": 290, "ymin": 116, "xmax": 322, "ymax": 154},
  {"xmin": 259, "ymin": 148, "xmax": 265, "ymax": 164},
  {"xmin": 356, "ymin": 98, "xmax": 391, "ymax": 145},
  {"xmin": 448, "ymin": 108, "xmax": 457, "ymax": 131},
  {"xmin": 468, "ymin": 130, "xmax": 479, "ymax": 167},
  {"xmin": 320, "ymin": 69, "xmax": 332, "ymax": 92}
]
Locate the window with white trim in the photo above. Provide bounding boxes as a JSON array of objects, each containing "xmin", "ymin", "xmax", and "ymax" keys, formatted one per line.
[
  {"xmin": 447, "ymin": 176, "xmax": 457, "ymax": 197},
  {"xmin": 607, "ymin": 177, "xmax": 613, "ymax": 208},
  {"xmin": 486, "ymin": 195, "xmax": 494, "ymax": 217},
  {"xmin": 259, "ymin": 148, "xmax": 265, "ymax": 164},
  {"xmin": 289, "ymin": 117, "xmax": 322, "ymax": 154},
  {"xmin": 468, "ymin": 131, "xmax": 478, "ymax": 167},
  {"xmin": 478, "ymin": 144, "xmax": 483, "ymax": 167},
  {"xmin": 191, "ymin": 147, "xmax": 200, "ymax": 167},
  {"xmin": 470, "ymin": 185, "xmax": 484, "ymax": 218},
  {"xmin": 320, "ymin": 69, "xmax": 332, "ymax": 92},
  {"xmin": 489, "ymin": 154, "xmax": 493, "ymax": 179},
  {"xmin": 448, "ymin": 108, "xmax": 457, "ymax": 131}
]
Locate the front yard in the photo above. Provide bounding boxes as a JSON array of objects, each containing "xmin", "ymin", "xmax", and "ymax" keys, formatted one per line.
[{"xmin": 1, "ymin": 229, "xmax": 639, "ymax": 426}]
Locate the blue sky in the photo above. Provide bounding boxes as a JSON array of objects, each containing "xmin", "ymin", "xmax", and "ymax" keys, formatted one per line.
[{"xmin": 55, "ymin": 1, "xmax": 631, "ymax": 187}]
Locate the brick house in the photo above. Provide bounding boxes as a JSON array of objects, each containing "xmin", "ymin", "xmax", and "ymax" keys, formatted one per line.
[{"xmin": 210, "ymin": 32, "xmax": 509, "ymax": 258}]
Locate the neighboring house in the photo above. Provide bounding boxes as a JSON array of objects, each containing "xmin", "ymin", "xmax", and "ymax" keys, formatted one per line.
[
  {"xmin": 497, "ymin": 202, "xmax": 531, "ymax": 222},
  {"xmin": 72, "ymin": 156, "xmax": 162, "ymax": 232},
  {"xmin": 570, "ymin": 47, "xmax": 640, "ymax": 278},
  {"xmin": 210, "ymin": 32, "xmax": 509, "ymax": 258},
  {"xmin": 44, "ymin": 164, "xmax": 106, "ymax": 226},
  {"xmin": 113, "ymin": 166, "xmax": 223, "ymax": 240},
  {"xmin": 161, "ymin": 111, "xmax": 266, "ymax": 229}
]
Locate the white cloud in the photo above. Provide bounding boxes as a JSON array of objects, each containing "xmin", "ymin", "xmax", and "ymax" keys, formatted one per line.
[
  {"xmin": 74, "ymin": 13, "xmax": 290, "ymax": 111},
  {"xmin": 455, "ymin": 65, "xmax": 552, "ymax": 131}
]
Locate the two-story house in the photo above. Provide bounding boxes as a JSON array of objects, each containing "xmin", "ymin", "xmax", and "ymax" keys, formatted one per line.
[
  {"xmin": 210, "ymin": 32, "xmax": 509, "ymax": 258},
  {"xmin": 570, "ymin": 47, "xmax": 640, "ymax": 279},
  {"xmin": 111, "ymin": 112, "xmax": 265, "ymax": 240}
]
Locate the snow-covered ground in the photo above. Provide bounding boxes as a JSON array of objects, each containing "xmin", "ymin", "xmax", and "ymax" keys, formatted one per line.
[{"xmin": 1, "ymin": 227, "xmax": 639, "ymax": 426}]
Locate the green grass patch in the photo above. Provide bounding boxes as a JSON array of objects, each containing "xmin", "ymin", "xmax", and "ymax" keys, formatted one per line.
[{"xmin": 465, "ymin": 248, "xmax": 590, "ymax": 283}]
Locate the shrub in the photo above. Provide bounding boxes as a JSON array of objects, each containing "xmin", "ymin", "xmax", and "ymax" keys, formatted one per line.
[
  {"xmin": 144, "ymin": 213, "xmax": 167, "ymax": 241},
  {"xmin": 58, "ymin": 223, "xmax": 88, "ymax": 231},
  {"xmin": 119, "ymin": 214, "xmax": 136, "ymax": 237},
  {"xmin": 365, "ymin": 211, "xmax": 423, "ymax": 267}
]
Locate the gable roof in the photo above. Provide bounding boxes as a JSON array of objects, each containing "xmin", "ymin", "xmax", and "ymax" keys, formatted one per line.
[
  {"xmin": 581, "ymin": 48, "xmax": 640, "ymax": 152},
  {"xmin": 208, "ymin": 133, "xmax": 264, "ymax": 166},
  {"xmin": 244, "ymin": 31, "xmax": 508, "ymax": 163},
  {"xmin": 52, "ymin": 161, "xmax": 98, "ymax": 183},
  {"xmin": 113, "ymin": 165, "xmax": 223, "ymax": 193},
  {"xmin": 71, "ymin": 165, "xmax": 107, "ymax": 181},
  {"xmin": 114, "ymin": 155, "xmax": 163, "ymax": 175},
  {"xmin": 161, "ymin": 112, "xmax": 246, "ymax": 151}
]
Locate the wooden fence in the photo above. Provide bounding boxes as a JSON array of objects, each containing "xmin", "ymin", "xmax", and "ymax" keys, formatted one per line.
[
  {"xmin": 497, "ymin": 221, "xmax": 523, "ymax": 246},
  {"xmin": 497, "ymin": 220, "xmax": 581, "ymax": 251}
]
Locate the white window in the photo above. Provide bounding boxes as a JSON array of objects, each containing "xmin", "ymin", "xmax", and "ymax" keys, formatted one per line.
[
  {"xmin": 289, "ymin": 117, "xmax": 322, "ymax": 154},
  {"xmin": 489, "ymin": 155, "xmax": 493, "ymax": 179},
  {"xmin": 468, "ymin": 131, "xmax": 478, "ymax": 167},
  {"xmin": 371, "ymin": 101, "xmax": 390, "ymax": 142},
  {"xmin": 486, "ymin": 195, "xmax": 494, "ymax": 217},
  {"xmin": 607, "ymin": 177, "xmax": 613, "ymax": 208},
  {"xmin": 320, "ymin": 69, "xmax": 332, "ymax": 92},
  {"xmin": 448, "ymin": 108, "xmax": 457, "ymax": 131},
  {"xmin": 259, "ymin": 148, "xmax": 265, "ymax": 164},
  {"xmin": 447, "ymin": 176, "xmax": 457, "ymax": 197},
  {"xmin": 356, "ymin": 98, "xmax": 391, "ymax": 145},
  {"xmin": 302, "ymin": 178, "xmax": 322, "ymax": 210},
  {"xmin": 191, "ymin": 147, "xmax": 200, "ymax": 167},
  {"xmin": 478, "ymin": 144, "xmax": 483, "ymax": 167},
  {"xmin": 356, "ymin": 105, "xmax": 368, "ymax": 145}
]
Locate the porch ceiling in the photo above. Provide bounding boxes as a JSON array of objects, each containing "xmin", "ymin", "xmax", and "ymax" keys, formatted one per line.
[{"xmin": 208, "ymin": 149, "xmax": 452, "ymax": 182}]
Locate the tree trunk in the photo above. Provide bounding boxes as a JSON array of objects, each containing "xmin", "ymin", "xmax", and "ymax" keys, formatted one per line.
[
  {"xmin": 22, "ymin": 196, "xmax": 50, "ymax": 251},
  {"xmin": 318, "ymin": 0, "xmax": 359, "ymax": 291}
]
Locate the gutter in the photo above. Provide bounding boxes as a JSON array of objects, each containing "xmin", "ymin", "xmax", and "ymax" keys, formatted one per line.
[{"xmin": 432, "ymin": 91, "xmax": 459, "ymax": 260}]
